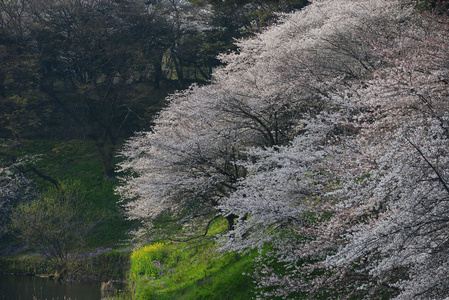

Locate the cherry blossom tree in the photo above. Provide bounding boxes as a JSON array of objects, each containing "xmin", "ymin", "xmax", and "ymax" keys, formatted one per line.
[
  {"xmin": 211, "ymin": 0, "xmax": 449, "ymax": 298},
  {"xmin": 117, "ymin": 85, "xmax": 248, "ymax": 237},
  {"xmin": 117, "ymin": 0, "xmax": 371, "ymax": 237},
  {"xmin": 118, "ymin": 0, "xmax": 449, "ymax": 298},
  {"xmin": 117, "ymin": 0, "xmax": 401, "ymax": 231},
  {"xmin": 237, "ymin": 4, "xmax": 449, "ymax": 298},
  {"xmin": 322, "ymin": 12, "xmax": 449, "ymax": 299}
]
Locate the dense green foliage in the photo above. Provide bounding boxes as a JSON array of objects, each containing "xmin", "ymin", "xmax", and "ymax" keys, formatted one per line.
[
  {"xmin": 11, "ymin": 181, "xmax": 97, "ymax": 275},
  {"xmin": 2, "ymin": 139, "xmax": 134, "ymax": 246}
]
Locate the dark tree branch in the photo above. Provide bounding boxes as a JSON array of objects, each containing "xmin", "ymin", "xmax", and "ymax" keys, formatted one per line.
[
  {"xmin": 0, "ymin": 151, "xmax": 59, "ymax": 188},
  {"xmin": 25, "ymin": 167, "xmax": 60, "ymax": 188},
  {"xmin": 406, "ymin": 137, "xmax": 449, "ymax": 194}
]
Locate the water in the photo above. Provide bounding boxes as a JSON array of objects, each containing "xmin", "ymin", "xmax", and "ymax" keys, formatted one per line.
[{"xmin": 0, "ymin": 274, "xmax": 110, "ymax": 300}]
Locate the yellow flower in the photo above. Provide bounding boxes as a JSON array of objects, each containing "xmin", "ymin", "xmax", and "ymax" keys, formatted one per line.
[{"xmin": 130, "ymin": 243, "xmax": 166, "ymax": 278}]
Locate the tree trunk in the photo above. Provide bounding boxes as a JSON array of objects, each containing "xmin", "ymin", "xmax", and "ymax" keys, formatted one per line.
[
  {"xmin": 154, "ymin": 57, "xmax": 163, "ymax": 89},
  {"xmin": 94, "ymin": 141, "xmax": 115, "ymax": 179},
  {"xmin": 171, "ymin": 53, "xmax": 185, "ymax": 89},
  {"xmin": 226, "ymin": 214, "xmax": 238, "ymax": 231}
]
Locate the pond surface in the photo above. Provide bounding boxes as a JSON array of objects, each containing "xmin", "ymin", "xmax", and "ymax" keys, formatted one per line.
[{"xmin": 0, "ymin": 274, "xmax": 112, "ymax": 300}]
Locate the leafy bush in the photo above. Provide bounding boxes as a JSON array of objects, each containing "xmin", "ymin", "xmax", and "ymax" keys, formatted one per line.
[{"xmin": 11, "ymin": 181, "xmax": 100, "ymax": 276}]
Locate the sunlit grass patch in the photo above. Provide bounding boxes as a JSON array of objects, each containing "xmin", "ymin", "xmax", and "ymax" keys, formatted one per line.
[
  {"xmin": 131, "ymin": 242, "xmax": 256, "ymax": 300},
  {"xmin": 129, "ymin": 221, "xmax": 256, "ymax": 300}
]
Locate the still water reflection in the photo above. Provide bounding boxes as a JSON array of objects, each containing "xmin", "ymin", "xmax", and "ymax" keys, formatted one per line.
[{"xmin": 0, "ymin": 274, "xmax": 104, "ymax": 300}]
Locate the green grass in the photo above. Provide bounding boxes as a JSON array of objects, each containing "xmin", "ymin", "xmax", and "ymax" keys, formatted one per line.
[
  {"xmin": 130, "ymin": 241, "xmax": 257, "ymax": 300},
  {"xmin": 128, "ymin": 218, "xmax": 256, "ymax": 300}
]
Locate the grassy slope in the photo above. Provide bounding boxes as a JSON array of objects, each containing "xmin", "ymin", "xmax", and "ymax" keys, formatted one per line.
[{"xmin": 130, "ymin": 240, "xmax": 257, "ymax": 300}]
